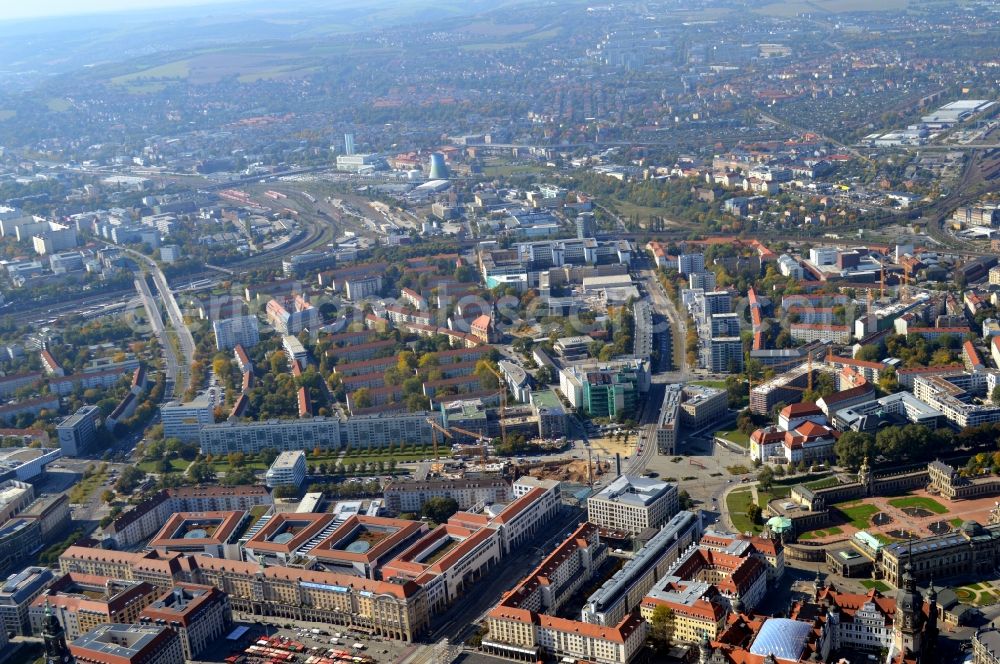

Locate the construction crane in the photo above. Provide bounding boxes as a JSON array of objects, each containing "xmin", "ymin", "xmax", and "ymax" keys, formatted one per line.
[
  {"xmin": 426, "ymin": 417, "xmax": 490, "ymax": 469},
  {"xmin": 481, "ymin": 363, "xmax": 509, "ymax": 452},
  {"xmin": 902, "ymin": 262, "xmax": 912, "ymax": 302},
  {"xmin": 425, "ymin": 417, "xmax": 450, "ymax": 462}
]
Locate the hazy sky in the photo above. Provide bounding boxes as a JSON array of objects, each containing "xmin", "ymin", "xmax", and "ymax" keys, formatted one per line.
[{"xmin": 3, "ymin": 0, "xmax": 242, "ymax": 21}]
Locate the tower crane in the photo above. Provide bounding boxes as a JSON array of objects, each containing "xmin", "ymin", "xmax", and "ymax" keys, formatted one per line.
[
  {"xmin": 480, "ymin": 362, "xmax": 509, "ymax": 453},
  {"xmin": 426, "ymin": 417, "xmax": 491, "ymax": 469}
]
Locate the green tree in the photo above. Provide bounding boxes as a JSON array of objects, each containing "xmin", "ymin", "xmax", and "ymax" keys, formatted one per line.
[
  {"xmin": 756, "ymin": 466, "xmax": 774, "ymax": 492},
  {"xmin": 746, "ymin": 503, "xmax": 762, "ymax": 525},
  {"xmin": 421, "ymin": 496, "xmax": 460, "ymax": 524},
  {"xmin": 114, "ymin": 466, "xmax": 146, "ymax": 494},
  {"xmin": 835, "ymin": 431, "xmax": 874, "ymax": 470},
  {"xmin": 222, "ymin": 467, "xmax": 257, "ymax": 486},
  {"xmin": 188, "ymin": 461, "xmax": 216, "ymax": 484},
  {"xmin": 273, "ymin": 485, "xmax": 298, "ymax": 499},
  {"xmin": 648, "ymin": 605, "xmax": 675, "ymax": 651}
]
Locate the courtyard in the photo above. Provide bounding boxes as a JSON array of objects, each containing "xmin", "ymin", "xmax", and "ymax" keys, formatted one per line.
[{"xmin": 794, "ymin": 488, "xmax": 1000, "ymax": 544}]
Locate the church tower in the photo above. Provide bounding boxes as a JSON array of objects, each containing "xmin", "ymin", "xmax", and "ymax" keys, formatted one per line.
[
  {"xmin": 893, "ymin": 562, "xmax": 924, "ymax": 656},
  {"xmin": 42, "ymin": 602, "xmax": 69, "ymax": 664}
]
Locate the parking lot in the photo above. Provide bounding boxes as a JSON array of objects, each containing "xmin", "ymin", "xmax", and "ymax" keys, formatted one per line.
[{"xmin": 193, "ymin": 617, "xmax": 419, "ymax": 664}]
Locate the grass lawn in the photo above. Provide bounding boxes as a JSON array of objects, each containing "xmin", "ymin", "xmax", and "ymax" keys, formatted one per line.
[
  {"xmin": 798, "ymin": 526, "xmax": 845, "ymax": 541},
  {"xmin": 68, "ymin": 468, "xmax": 108, "ymax": 504},
  {"xmin": 340, "ymin": 450, "xmax": 442, "ymax": 465},
  {"xmin": 727, "ymin": 465, "xmax": 751, "ymax": 475},
  {"xmin": 208, "ymin": 459, "xmax": 269, "ymax": 472},
  {"xmin": 834, "ymin": 501, "xmax": 880, "ymax": 529},
  {"xmin": 137, "ymin": 458, "xmax": 190, "ymax": 473},
  {"xmin": 726, "ymin": 489, "xmax": 762, "ymax": 534},
  {"xmin": 756, "ymin": 487, "xmax": 791, "ymax": 505},
  {"xmin": 861, "ymin": 580, "xmax": 891, "ymax": 592},
  {"xmin": 693, "ymin": 380, "xmax": 728, "ymax": 389},
  {"xmin": 950, "ymin": 518, "xmax": 964, "ymax": 527},
  {"xmin": 888, "ymin": 496, "xmax": 948, "ymax": 515},
  {"xmin": 716, "ymin": 429, "xmax": 750, "ymax": 448},
  {"xmin": 804, "ymin": 477, "xmax": 840, "ymax": 490}
]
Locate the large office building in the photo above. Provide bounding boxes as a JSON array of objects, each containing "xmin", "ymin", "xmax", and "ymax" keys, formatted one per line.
[
  {"xmin": 913, "ymin": 370, "xmax": 1000, "ymax": 428},
  {"xmin": 484, "ymin": 523, "xmax": 649, "ymax": 664},
  {"xmin": 335, "ymin": 153, "xmax": 382, "ymax": 172},
  {"xmin": 655, "ymin": 385, "xmax": 681, "ymax": 455},
  {"xmin": 582, "ymin": 511, "xmax": 703, "ymax": 627},
  {"xmin": 55, "ymin": 406, "xmax": 101, "ymax": 457},
  {"xmin": 0, "ymin": 566, "xmax": 55, "ymax": 636},
  {"xmin": 560, "ymin": 361, "xmax": 648, "ymax": 419},
  {"xmin": 679, "ymin": 385, "xmax": 728, "ymax": 430},
  {"xmin": 212, "ymin": 315, "xmax": 260, "ymax": 351},
  {"xmin": 138, "ymin": 584, "xmax": 230, "ymax": 661},
  {"xmin": 587, "ymin": 476, "xmax": 679, "ymax": 535},
  {"xmin": 68, "ymin": 623, "xmax": 184, "ymax": 664}
]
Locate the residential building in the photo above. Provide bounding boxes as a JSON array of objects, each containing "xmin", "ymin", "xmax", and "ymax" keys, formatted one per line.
[
  {"xmin": 55, "ymin": 406, "xmax": 101, "ymax": 457},
  {"xmin": 710, "ymin": 313, "xmax": 740, "ymax": 337},
  {"xmin": 344, "ymin": 275, "xmax": 382, "ymax": 301},
  {"xmin": 790, "ymin": 323, "xmax": 852, "ymax": 344},
  {"xmin": 689, "ymin": 271, "xmax": 716, "ymax": 291},
  {"xmin": 29, "ymin": 574, "xmax": 161, "ymax": 640},
  {"xmin": 212, "ymin": 315, "xmax": 260, "ymax": 351},
  {"xmin": 57, "ymin": 547, "xmax": 428, "ymax": 642},
  {"xmin": 640, "ymin": 579, "xmax": 728, "ymax": 643},
  {"xmin": 266, "ymin": 296, "xmax": 320, "ymax": 335},
  {"xmin": 281, "ymin": 335, "xmax": 308, "ymax": 366},
  {"xmin": 264, "ymin": 451, "xmax": 306, "ymax": 488},
  {"xmin": 384, "ymin": 478, "xmax": 511, "ymax": 513},
  {"xmin": 709, "ymin": 337, "xmax": 744, "ymax": 373},
  {"xmin": 68, "ymin": 623, "xmax": 184, "ymax": 664},
  {"xmin": 677, "ymin": 253, "xmax": 705, "ymax": 276},
  {"xmin": 138, "ymin": 584, "xmax": 230, "ymax": 660},
  {"xmin": 160, "ymin": 391, "xmax": 217, "ymax": 442},
  {"xmin": 200, "ymin": 417, "xmax": 342, "ymax": 456},
  {"xmin": 587, "ymin": 476, "xmax": 678, "ymax": 535}
]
